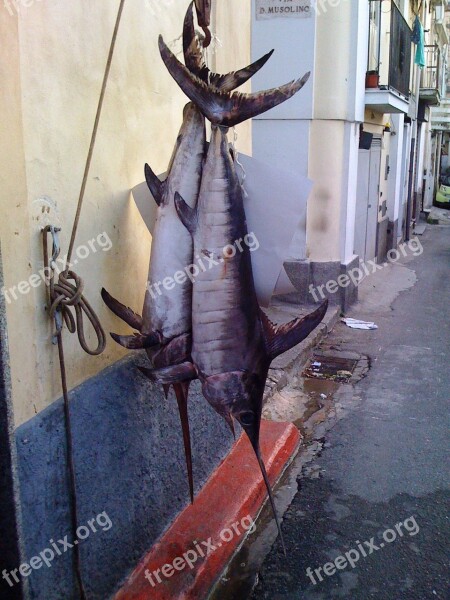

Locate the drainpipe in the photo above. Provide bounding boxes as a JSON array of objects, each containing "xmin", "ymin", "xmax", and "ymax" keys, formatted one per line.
[
  {"xmin": 0, "ymin": 243, "xmax": 26, "ymax": 600},
  {"xmin": 406, "ymin": 66, "xmax": 421, "ymax": 241}
]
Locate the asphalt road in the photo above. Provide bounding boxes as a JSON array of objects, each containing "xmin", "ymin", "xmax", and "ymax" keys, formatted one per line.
[{"xmin": 251, "ymin": 226, "xmax": 450, "ymax": 600}]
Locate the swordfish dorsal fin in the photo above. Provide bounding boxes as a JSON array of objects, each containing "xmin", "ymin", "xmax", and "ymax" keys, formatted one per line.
[
  {"xmin": 101, "ymin": 288, "xmax": 143, "ymax": 331},
  {"xmin": 261, "ymin": 300, "xmax": 328, "ymax": 361},
  {"xmin": 174, "ymin": 192, "xmax": 198, "ymax": 235},
  {"xmin": 159, "ymin": 35, "xmax": 310, "ymax": 128},
  {"xmin": 145, "ymin": 163, "xmax": 165, "ymax": 206},
  {"xmin": 183, "ymin": 2, "xmax": 274, "ymax": 93}
]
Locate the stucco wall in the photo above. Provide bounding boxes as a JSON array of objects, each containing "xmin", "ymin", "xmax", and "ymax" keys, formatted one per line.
[{"xmin": 0, "ymin": 0, "xmax": 251, "ymax": 427}]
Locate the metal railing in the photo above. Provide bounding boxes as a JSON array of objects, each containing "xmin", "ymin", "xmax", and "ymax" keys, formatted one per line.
[
  {"xmin": 367, "ymin": 0, "xmax": 412, "ymax": 98},
  {"xmin": 420, "ymin": 44, "xmax": 441, "ymax": 90},
  {"xmin": 388, "ymin": 2, "xmax": 412, "ymax": 97}
]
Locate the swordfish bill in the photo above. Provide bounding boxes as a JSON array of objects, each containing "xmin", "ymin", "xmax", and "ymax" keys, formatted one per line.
[
  {"xmin": 150, "ymin": 127, "xmax": 328, "ymax": 552},
  {"xmin": 159, "ymin": 35, "xmax": 310, "ymax": 127},
  {"xmin": 183, "ymin": 2, "xmax": 274, "ymax": 93}
]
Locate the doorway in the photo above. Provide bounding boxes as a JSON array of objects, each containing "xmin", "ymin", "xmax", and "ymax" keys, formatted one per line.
[{"xmin": 355, "ymin": 137, "xmax": 382, "ymax": 262}]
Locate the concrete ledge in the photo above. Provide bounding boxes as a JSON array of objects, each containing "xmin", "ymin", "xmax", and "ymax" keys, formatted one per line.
[
  {"xmin": 115, "ymin": 421, "xmax": 301, "ymax": 600},
  {"xmin": 283, "ymin": 257, "xmax": 359, "ymax": 310}
]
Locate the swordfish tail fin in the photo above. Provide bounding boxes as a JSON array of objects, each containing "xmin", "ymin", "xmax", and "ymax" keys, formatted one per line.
[
  {"xmin": 183, "ymin": 3, "xmax": 274, "ymax": 93},
  {"xmin": 173, "ymin": 382, "xmax": 195, "ymax": 504},
  {"xmin": 159, "ymin": 35, "xmax": 310, "ymax": 127}
]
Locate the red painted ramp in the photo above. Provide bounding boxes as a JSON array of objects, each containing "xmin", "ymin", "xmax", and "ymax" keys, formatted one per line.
[{"xmin": 115, "ymin": 420, "xmax": 300, "ymax": 600}]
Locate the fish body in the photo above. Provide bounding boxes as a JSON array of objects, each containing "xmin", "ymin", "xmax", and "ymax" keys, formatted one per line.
[
  {"xmin": 143, "ymin": 102, "xmax": 206, "ymax": 345},
  {"xmin": 154, "ymin": 40, "xmax": 327, "ymax": 547},
  {"xmin": 102, "ymin": 103, "xmax": 205, "ymax": 503},
  {"xmin": 102, "ymin": 4, "xmax": 275, "ymax": 503},
  {"xmin": 171, "ymin": 126, "xmax": 328, "ymax": 550},
  {"xmin": 175, "ymin": 126, "xmax": 328, "ymax": 435}
]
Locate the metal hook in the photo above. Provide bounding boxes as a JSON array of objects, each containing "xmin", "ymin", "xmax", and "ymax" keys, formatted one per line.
[{"xmin": 49, "ymin": 226, "xmax": 61, "ymax": 269}]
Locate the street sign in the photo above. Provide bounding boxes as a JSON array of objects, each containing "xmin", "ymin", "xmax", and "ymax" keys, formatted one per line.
[{"xmin": 256, "ymin": 0, "xmax": 313, "ymax": 20}]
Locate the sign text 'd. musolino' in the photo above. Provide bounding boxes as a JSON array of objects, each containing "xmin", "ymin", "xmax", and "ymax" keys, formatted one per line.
[{"xmin": 256, "ymin": 0, "xmax": 312, "ymax": 20}]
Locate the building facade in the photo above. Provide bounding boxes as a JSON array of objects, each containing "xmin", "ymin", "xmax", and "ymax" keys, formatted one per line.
[{"xmin": 251, "ymin": 0, "xmax": 448, "ymax": 307}]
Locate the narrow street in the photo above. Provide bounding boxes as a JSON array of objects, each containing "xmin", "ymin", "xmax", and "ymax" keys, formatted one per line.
[
  {"xmin": 248, "ymin": 226, "xmax": 450, "ymax": 599},
  {"xmin": 227, "ymin": 225, "xmax": 450, "ymax": 600}
]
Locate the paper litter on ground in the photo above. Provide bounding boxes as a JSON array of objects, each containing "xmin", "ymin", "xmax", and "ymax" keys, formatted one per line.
[{"xmin": 341, "ymin": 318, "xmax": 378, "ymax": 330}]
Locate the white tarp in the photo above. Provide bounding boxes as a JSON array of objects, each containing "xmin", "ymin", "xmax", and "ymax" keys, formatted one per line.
[{"xmin": 132, "ymin": 153, "xmax": 312, "ymax": 307}]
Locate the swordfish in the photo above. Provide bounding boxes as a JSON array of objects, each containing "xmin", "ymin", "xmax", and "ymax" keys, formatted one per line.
[
  {"xmin": 102, "ymin": 101, "xmax": 205, "ymax": 504},
  {"xmin": 149, "ymin": 38, "xmax": 328, "ymax": 549},
  {"xmin": 102, "ymin": 10, "xmax": 276, "ymax": 503}
]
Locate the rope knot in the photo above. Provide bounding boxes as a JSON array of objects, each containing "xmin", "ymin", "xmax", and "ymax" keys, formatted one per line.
[{"xmin": 43, "ymin": 227, "xmax": 106, "ymax": 356}]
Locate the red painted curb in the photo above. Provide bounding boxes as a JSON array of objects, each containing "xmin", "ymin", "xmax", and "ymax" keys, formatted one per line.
[{"xmin": 115, "ymin": 420, "xmax": 301, "ymax": 600}]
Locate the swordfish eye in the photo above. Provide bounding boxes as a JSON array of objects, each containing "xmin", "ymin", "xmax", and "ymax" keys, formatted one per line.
[{"xmin": 239, "ymin": 411, "xmax": 256, "ymax": 427}]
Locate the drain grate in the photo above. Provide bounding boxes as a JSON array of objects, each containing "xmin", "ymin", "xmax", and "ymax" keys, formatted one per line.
[{"xmin": 303, "ymin": 353, "xmax": 359, "ymax": 383}]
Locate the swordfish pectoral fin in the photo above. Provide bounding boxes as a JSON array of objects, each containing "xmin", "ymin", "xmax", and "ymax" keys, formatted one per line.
[
  {"xmin": 110, "ymin": 331, "xmax": 161, "ymax": 350},
  {"xmin": 261, "ymin": 299, "xmax": 328, "ymax": 361},
  {"xmin": 183, "ymin": 4, "xmax": 274, "ymax": 93},
  {"xmin": 145, "ymin": 163, "xmax": 165, "ymax": 206},
  {"xmin": 138, "ymin": 361, "xmax": 198, "ymax": 385},
  {"xmin": 101, "ymin": 288, "xmax": 143, "ymax": 330},
  {"xmin": 174, "ymin": 192, "xmax": 198, "ymax": 235},
  {"xmin": 159, "ymin": 35, "xmax": 310, "ymax": 127}
]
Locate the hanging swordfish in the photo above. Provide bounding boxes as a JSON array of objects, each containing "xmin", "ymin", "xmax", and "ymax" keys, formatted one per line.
[
  {"xmin": 148, "ymin": 38, "xmax": 329, "ymax": 549},
  {"xmin": 101, "ymin": 3, "xmax": 275, "ymax": 503}
]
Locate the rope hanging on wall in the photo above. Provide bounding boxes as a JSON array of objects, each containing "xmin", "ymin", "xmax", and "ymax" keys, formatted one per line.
[{"xmin": 42, "ymin": 1, "xmax": 126, "ymax": 597}]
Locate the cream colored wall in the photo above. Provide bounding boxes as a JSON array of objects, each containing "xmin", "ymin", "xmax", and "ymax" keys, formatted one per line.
[
  {"xmin": 307, "ymin": 120, "xmax": 344, "ymax": 262},
  {"xmin": 308, "ymin": 0, "xmax": 358, "ymax": 262},
  {"xmin": 313, "ymin": 0, "xmax": 352, "ymax": 122},
  {"xmin": 0, "ymin": 0, "xmax": 251, "ymax": 427},
  {"xmin": 0, "ymin": 10, "xmax": 41, "ymax": 421}
]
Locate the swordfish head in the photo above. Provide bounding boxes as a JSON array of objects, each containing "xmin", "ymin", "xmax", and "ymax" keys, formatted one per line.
[{"xmin": 199, "ymin": 301, "xmax": 329, "ymax": 553}]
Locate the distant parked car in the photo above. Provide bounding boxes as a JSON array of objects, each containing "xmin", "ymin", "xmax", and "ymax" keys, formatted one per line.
[
  {"xmin": 436, "ymin": 169, "xmax": 450, "ymax": 209},
  {"xmin": 436, "ymin": 184, "xmax": 450, "ymax": 209}
]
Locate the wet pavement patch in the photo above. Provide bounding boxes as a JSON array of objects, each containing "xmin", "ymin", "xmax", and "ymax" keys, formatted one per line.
[{"xmin": 303, "ymin": 351, "xmax": 369, "ymax": 383}]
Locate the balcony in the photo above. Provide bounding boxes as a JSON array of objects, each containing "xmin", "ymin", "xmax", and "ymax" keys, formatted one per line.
[
  {"xmin": 365, "ymin": 0, "xmax": 412, "ymax": 114},
  {"xmin": 431, "ymin": 98, "xmax": 450, "ymax": 131},
  {"xmin": 420, "ymin": 45, "xmax": 442, "ymax": 106}
]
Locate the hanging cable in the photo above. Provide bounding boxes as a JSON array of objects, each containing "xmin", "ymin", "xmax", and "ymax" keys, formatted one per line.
[
  {"xmin": 41, "ymin": 1, "xmax": 126, "ymax": 597},
  {"xmin": 66, "ymin": 0, "xmax": 126, "ymax": 269}
]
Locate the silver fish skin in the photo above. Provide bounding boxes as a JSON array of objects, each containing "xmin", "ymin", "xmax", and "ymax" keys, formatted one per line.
[
  {"xmin": 178, "ymin": 126, "xmax": 328, "ymax": 430},
  {"xmin": 171, "ymin": 126, "xmax": 328, "ymax": 550},
  {"xmin": 142, "ymin": 102, "xmax": 205, "ymax": 342}
]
